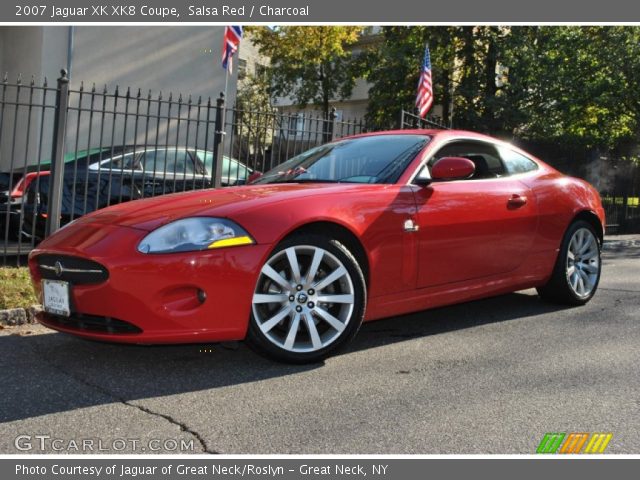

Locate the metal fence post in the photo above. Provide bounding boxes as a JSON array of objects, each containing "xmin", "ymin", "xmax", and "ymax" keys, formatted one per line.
[
  {"xmin": 327, "ymin": 107, "xmax": 337, "ymax": 143},
  {"xmin": 46, "ymin": 69, "xmax": 70, "ymax": 237},
  {"xmin": 212, "ymin": 92, "xmax": 225, "ymax": 188}
]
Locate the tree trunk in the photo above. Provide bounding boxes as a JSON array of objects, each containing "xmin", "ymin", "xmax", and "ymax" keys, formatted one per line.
[
  {"xmin": 441, "ymin": 68, "xmax": 451, "ymax": 127},
  {"xmin": 457, "ymin": 26, "xmax": 477, "ymax": 129},
  {"xmin": 482, "ymin": 31, "xmax": 498, "ymax": 133},
  {"xmin": 320, "ymin": 63, "xmax": 332, "ymax": 142}
]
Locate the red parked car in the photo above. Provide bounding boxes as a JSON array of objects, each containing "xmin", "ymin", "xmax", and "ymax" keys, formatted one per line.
[{"xmin": 28, "ymin": 130, "xmax": 605, "ymax": 363}]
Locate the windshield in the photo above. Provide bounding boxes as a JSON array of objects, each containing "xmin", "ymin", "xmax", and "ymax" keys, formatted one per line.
[{"xmin": 252, "ymin": 134, "xmax": 430, "ymax": 185}]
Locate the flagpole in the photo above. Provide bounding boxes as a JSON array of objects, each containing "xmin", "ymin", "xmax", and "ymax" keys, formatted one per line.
[
  {"xmin": 223, "ymin": 60, "xmax": 230, "ymax": 105},
  {"xmin": 222, "ymin": 58, "xmax": 230, "ymax": 137},
  {"xmin": 219, "ymin": 25, "xmax": 241, "ymax": 170}
]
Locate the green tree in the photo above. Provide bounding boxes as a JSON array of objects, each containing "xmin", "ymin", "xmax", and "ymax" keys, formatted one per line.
[
  {"xmin": 363, "ymin": 26, "xmax": 459, "ymax": 130},
  {"xmin": 234, "ymin": 71, "xmax": 275, "ymax": 162},
  {"xmin": 366, "ymin": 26, "xmax": 640, "ymax": 152},
  {"xmin": 501, "ymin": 26, "xmax": 640, "ymax": 149},
  {"xmin": 236, "ymin": 73, "xmax": 272, "ymax": 112},
  {"xmin": 455, "ymin": 26, "xmax": 507, "ymax": 133},
  {"xmin": 248, "ymin": 26, "xmax": 365, "ymax": 119}
]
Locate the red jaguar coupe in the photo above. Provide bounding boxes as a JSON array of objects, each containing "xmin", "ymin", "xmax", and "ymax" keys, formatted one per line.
[{"xmin": 28, "ymin": 130, "xmax": 605, "ymax": 363}]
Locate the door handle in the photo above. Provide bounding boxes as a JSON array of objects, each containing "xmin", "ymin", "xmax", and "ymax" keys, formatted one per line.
[{"xmin": 507, "ymin": 194, "xmax": 527, "ymax": 208}]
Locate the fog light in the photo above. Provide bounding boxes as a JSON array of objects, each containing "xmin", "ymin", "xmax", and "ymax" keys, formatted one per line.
[
  {"xmin": 197, "ymin": 289, "xmax": 207, "ymax": 304},
  {"xmin": 158, "ymin": 286, "xmax": 207, "ymax": 312}
]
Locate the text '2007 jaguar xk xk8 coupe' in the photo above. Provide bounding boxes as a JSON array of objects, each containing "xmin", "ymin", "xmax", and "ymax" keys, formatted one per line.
[{"xmin": 28, "ymin": 130, "xmax": 605, "ymax": 363}]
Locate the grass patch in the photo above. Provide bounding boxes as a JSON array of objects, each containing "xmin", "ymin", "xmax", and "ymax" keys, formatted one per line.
[{"xmin": 0, "ymin": 267, "xmax": 38, "ymax": 310}]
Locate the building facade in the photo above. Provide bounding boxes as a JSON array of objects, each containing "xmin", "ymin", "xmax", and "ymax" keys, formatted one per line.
[{"xmin": 0, "ymin": 26, "xmax": 237, "ymax": 170}]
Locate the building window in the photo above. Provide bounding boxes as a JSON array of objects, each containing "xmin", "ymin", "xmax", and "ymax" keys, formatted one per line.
[
  {"xmin": 287, "ymin": 114, "xmax": 305, "ymax": 137},
  {"xmin": 255, "ymin": 64, "xmax": 268, "ymax": 81},
  {"xmin": 238, "ymin": 59, "xmax": 247, "ymax": 80}
]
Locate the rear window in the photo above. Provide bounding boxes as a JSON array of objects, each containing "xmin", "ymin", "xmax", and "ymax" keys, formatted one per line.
[{"xmin": 498, "ymin": 146, "xmax": 539, "ymax": 174}]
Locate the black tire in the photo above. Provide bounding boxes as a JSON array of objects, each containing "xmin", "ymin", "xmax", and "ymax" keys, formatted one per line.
[
  {"xmin": 246, "ymin": 234, "xmax": 366, "ymax": 364},
  {"xmin": 537, "ymin": 220, "xmax": 602, "ymax": 305}
]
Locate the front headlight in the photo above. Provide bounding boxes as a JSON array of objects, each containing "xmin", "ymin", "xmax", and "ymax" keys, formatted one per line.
[{"xmin": 137, "ymin": 217, "xmax": 254, "ymax": 254}]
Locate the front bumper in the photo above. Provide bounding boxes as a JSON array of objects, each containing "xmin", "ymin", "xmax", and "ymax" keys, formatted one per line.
[{"xmin": 29, "ymin": 221, "xmax": 273, "ymax": 343}]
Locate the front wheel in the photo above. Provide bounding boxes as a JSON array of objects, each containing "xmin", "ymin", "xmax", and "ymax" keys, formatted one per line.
[
  {"xmin": 246, "ymin": 234, "xmax": 366, "ymax": 364},
  {"xmin": 537, "ymin": 220, "xmax": 602, "ymax": 305}
]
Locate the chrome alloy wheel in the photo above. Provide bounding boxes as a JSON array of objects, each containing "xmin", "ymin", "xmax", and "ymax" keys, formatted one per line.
[
  {"xmin": 566, "ymin": 227, "xmax": 600, "ymax": 298},
  {"xmin": 252, "ymin": 245, "xmax": 355, "ymax": 353}
]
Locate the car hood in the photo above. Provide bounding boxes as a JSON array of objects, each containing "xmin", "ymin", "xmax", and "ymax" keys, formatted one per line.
[{"xmin": 78, "ymin": 183, "xmax": 351, "ymax": 231}]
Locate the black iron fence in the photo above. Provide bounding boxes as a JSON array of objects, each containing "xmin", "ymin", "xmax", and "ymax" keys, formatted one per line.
[
  {"xmin": 1, "ymin": 73, "xmax": 57, "ymax": 264},
  {"xmin": 228, "ymin": 106, "xmax": 365, "ymax": 173},
  {"xmin": 400, "ymin": 109, "xmax": 450, "ymax": 130},
  {"xmin": 0, "ymin": 70, "xmax": 366, "ymax": 265},
  {"xmin": 598, "ymin": 159, "xmax": 640, "ymax": 234}
]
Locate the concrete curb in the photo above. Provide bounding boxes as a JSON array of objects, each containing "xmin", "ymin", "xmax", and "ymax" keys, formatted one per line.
[{"xmin": 0, "ymin": 305, "xmax": 42, "ymax": 326}]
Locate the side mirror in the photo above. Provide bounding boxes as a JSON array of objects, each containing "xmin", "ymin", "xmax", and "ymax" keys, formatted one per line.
[
  {"xmin": 247, "ymin": 171, "xmax": 263, "ymax": 184},
  {"xmin": 431, "ymin": 157, "xmax": 475, "ymax": 181}
]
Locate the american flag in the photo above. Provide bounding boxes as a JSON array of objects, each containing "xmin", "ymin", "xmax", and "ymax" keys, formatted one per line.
[
  {"xmin": 222, "ymin": 26, "xmax": 243, "ymax": 73},
  {"xmin": 416, "ymin": 45, "xmax": 433, "ymax": 118}
]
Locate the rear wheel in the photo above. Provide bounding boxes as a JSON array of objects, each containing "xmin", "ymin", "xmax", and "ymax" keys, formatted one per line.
[
  {"xmin": 537, "ymin": 220, "xmax": 601, "ymax": 305},
  {"xmin": 246, "ymin": 234, "xmax": 366, "ymax": 363}
]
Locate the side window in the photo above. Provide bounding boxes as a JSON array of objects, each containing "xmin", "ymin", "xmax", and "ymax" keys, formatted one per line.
[
  {"xmin": 98, "ymin": 152, "xmax": 138, "ymax": 171},
  {"xmin": 287, "ymin": 115, "xmax": 305, "ymax": 138},
  {"xmin": 0, "ymin": 173, "xmax": 10, "ymax": 190},
  {"xmin": 498, "ymin": 146, "xmax": 539, "ymax": 174},
  {"xmin": 227, "ymin": 159, "xmax": 250, "ymax": 179},
  {"xmin": 140, "ymin": 149, "xmax": 195, "ymax": 176},
  {"xmin": 429, "ymin": 141, "xmax": 506, "ymax": 179},
  {"xmin": 139, "ymin": 150, "xmax": 166, "ymax": 174},
  {"xmin": 189, "ymin": 152, "xmax": 208, "ymax": 176},
  {"xmin": 169, "ymin": 150, "xmax": 195, "ymax": 175}
]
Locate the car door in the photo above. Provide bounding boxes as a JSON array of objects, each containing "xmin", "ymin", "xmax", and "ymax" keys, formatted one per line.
[{"xmin": 412, "ymin": 140, "xmax": 538, "ymax": 288}]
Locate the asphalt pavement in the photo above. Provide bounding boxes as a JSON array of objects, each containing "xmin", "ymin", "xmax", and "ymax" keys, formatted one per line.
[{"xmin": 1, "ymin": 235, "xmax": 638, "ymax": 454}]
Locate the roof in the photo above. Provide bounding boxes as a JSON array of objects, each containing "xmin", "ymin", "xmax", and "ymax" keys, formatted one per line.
[{"xmin": 343, "ymin": 129, "xmax": 499, "ymax": 142}]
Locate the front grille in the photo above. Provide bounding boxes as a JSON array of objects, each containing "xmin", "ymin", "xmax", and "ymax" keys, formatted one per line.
[
  {"xmin": 43, "ymin": 312, "xmax": 142, "ymax": 334},
  {"xmin": 37, "ymin": 254, "xmax": 109, "ymax": 285}
]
